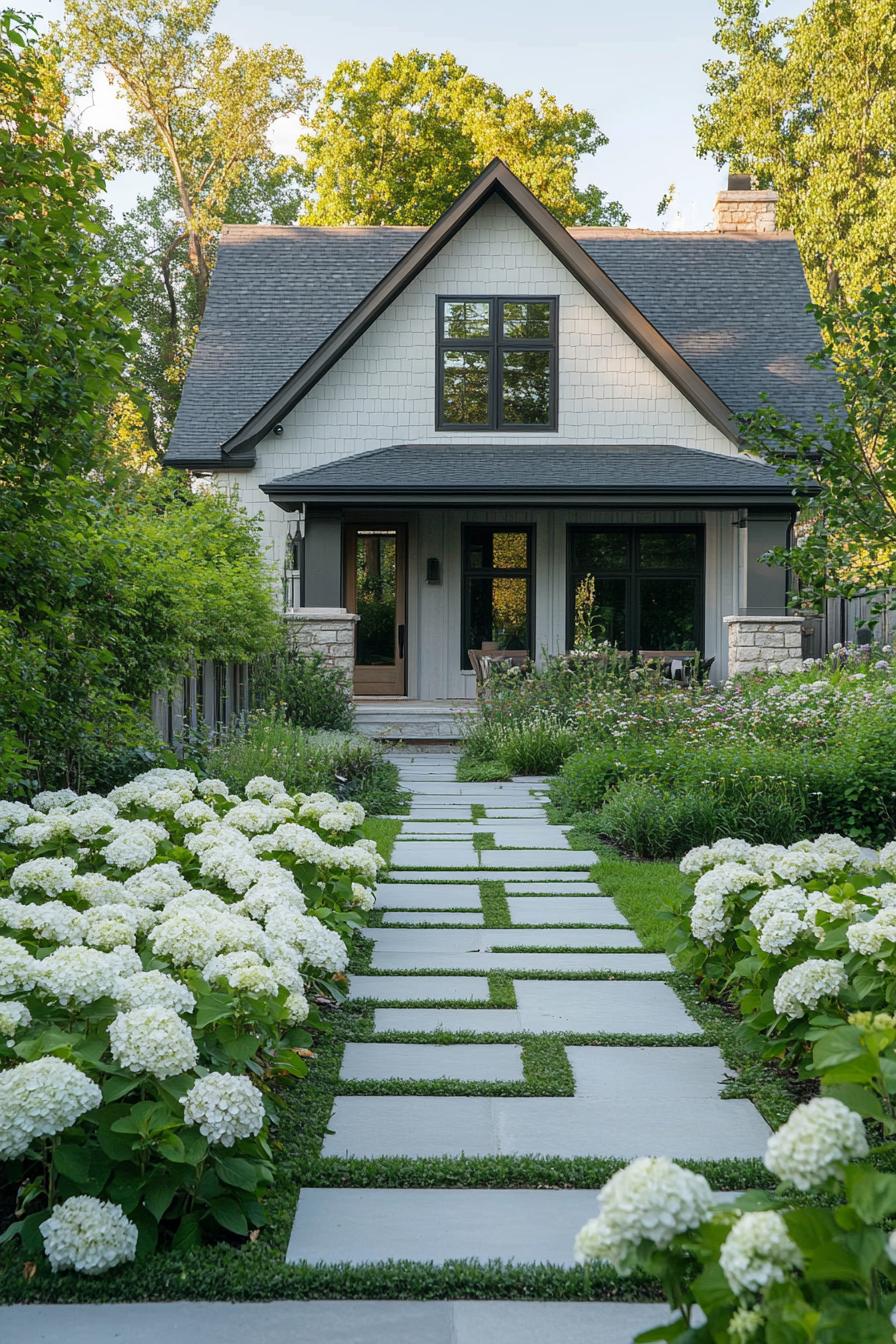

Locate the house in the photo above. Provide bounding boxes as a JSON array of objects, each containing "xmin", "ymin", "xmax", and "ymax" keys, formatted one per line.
[{"xmin": 165, "ymin": 159, "xmax": 837, "ymax": 713}]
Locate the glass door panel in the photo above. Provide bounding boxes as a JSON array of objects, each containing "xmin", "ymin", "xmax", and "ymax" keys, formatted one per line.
[{"xmin": 346, "ymin": 526, "xmax": 406, "ymax": 695}]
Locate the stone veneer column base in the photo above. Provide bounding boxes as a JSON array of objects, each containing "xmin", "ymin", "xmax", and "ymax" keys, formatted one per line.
[
  {"xmin": 724, "ymin": 615, "xmax": 807, "ymax": 677},
  {"xmin": 284, "ymin": 608, "xmax": 359, "ymax": 681}
]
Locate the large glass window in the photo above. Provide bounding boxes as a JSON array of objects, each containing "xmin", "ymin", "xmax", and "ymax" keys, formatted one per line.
[
  {"xmin": 462, "ymin": 526, "xmax": 533, "ymax": 668},
  {"xmin": 567, "ymin": 526, "xmax": 703, "ymax": 652},
  {"xmin": 437, "ymin": 298, "xmax": 557, "ymax": 430}
]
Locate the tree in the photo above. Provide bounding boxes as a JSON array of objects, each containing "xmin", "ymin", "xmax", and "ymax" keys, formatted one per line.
[
  {"xmin": 299, "ymin": 50, "xmax": 628, "ymax": 227},
  {"xmin": 60, "ymin": 0, "xmax": 313, "ymax": 447},
  {"xmin": 695, "ymin": 0, "xmax": 896, "ymax": 302},
  {"xmin": 743, "ymin": 284, "xmax": 896, "ymax": 610}
]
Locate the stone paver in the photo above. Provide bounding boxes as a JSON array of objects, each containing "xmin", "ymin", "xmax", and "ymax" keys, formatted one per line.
[
  {"xmin": 0, "ymin": 1301, "xmax": 680, "ymax": 1344},
  {"xmin": 388, "ymin": 869, "xmax": 594, "ymax": 882},
  {"xmin": 365, "ymin": 927, "xmax": 641, "ymax": 950},
  {"xmin": 391, "ymin": 841, "xmax": 481, "ymax": 868},
  {"xmin": 504, "ymin": 881, "xmax": 602, "ymax": 894},
  {"xmin": 374, "ymin": 1008, "xmax": 524, "ymax": 1033},
  {"xmin": 340, "ymin": 1043, "xmax": 524, "ymax": 1082},
  {"xmin": 485, "ymin": 825, "xmax": 571, "ymax": 849},
  {"xmin": 481, "ymin": 849, "xmax": 598, "ymax": 869},
  {"xmin": 482, "ymin": 807, "xmax": 549, "ymax": 817},
  {"xmin": 323, "ymin": 1089, "xmax": 768, "ymax": 1159},
  {"xmin": 375, "ymin": 882, "xmax": 481, "ymax": 909},
  {"xmin": 513, "ymin": 979, "xmax": 701, "ymax": 1035},
  {"xmin": 370, "ymin": 951, "xmax": 669, "ymax": 973},
  {"xmin": 348, "ymin": 975, "xmax": 491, "ymax": 1002},
  {"xmin": 382, "ymin": 911, "xmax": 485, "ymax": 925},
  {"xmin": 507, "ymin": 896, "xmax": 627, "ymax": 925}
]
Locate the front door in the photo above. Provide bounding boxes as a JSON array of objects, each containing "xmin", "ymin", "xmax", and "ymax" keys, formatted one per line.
[{"xmin": 345, "ymin": 524, "xmax": 407, "ymax": 695}]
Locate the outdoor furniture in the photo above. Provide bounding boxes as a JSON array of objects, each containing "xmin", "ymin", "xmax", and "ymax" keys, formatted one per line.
[
  {"xmin": 468, "ymin": 647, "xmax": 530, "ymax": 688},
  {"xmin": 638, "ymin": 650, "xmax": 711, "ymax": 683}
]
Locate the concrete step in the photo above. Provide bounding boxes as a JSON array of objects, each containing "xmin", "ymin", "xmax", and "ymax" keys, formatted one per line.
[{"xmin": 354, "ymin": 700, "xmax": 474, "ymax": 741}]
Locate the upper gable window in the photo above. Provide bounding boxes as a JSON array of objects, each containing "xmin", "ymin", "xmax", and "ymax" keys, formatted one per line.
[{"xmin": 437, "ymin": 297, "xmax": 557, "ymax": 431}]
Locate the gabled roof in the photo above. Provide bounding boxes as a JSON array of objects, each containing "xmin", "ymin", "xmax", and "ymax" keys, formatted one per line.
[
  {"xmin": 261, "ymin": 441, "xmax": 805, "ymax": 509},
  {"xmin": 165, "ymin": 159, "xmax": 839, "ymax": 469}
]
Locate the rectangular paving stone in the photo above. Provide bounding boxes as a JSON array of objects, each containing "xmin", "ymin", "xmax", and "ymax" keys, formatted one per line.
[
  {"xmin": 365, "ymin": 928, "xmax": 641, "ymax": 951},
  {"xmin": 507, "ymin": 896, "xmax": 627, "ymax": 925},
  {"xmin": 375, "ymin": 883, "xmax": 482, "ymax": 909},
  {"xmin": 340, "ymin": 1043, "xmax": 524, "ymax": 1082},
  {"xmin": 482, "ymin": 807, "xmax": 549, "ymax": 817},
  {"xmin": 370, "ymin": 952, "xmax": 670, "ymax": 973},
  {"xmin": 381, "ymin": 911, "xmax": 485, "ymax": 925},
  {"xmin": 374, "ymin": 1008, "xmax": 524, "ymax": 1033},
  {"xmin": 481, "ymin": 849, "xmax": 597, "ymax": 869},
  {"xmin": 454, "ymin": 870, "xmax": 594, "ymax": 883},
  {"xmin": 400, "ymin": 822, "xmax": 478, "ymax": 835},
  {"xmin": 504, "ymin": 881, "xmax": 602, "ymax": 894},
  {"xmin": 287, "ymin": 1186, "xmax": 602, "ymax": 1265},
  {"xmin": 514, "ymin": 980, "xmax": 700, "ymax": 1035},
  {"xmin": 323, "ymin": 1089, "xmax": 768, "ymax": 1159},
  {"xmin": 485, "ymin": 826, "xmax": 571, "ymax": 849},
  {"xmin": 348, "ymin": 975, "xmax": 491, "ymax": 1002},
  {"xmin": 391, "ymin": 841, "xmax": 481, "ymax": 868}
]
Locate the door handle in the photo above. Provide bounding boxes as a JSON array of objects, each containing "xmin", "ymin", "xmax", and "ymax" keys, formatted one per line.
[{"xmin": 397, "ymin": 624, "xmax": 406, "ymax": 659}]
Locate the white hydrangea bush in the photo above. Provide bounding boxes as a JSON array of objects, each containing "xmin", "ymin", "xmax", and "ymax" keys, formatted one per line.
[{"xmin": 0, "ymin": 768, "xmax": 382, "ymax": 1271}]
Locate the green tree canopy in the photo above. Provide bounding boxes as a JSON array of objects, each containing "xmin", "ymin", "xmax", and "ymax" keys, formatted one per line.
[
  {"xmin": 299, "ymin": 50, "xmax": 628, "ymax": 227},
  {"xmin": 695, "ymin": 0, "xmax": 896, "ymax": 302}
]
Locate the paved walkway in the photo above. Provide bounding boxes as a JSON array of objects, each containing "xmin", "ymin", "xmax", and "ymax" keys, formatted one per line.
[{"xmin": 1, "ymin": 751, "xmax": 768, "ymax": 1343}]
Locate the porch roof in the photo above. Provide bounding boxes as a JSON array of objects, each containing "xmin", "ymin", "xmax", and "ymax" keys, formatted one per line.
[{"xmin": 261, "ymin": 442, "xmax": 805, "ymax": 509}]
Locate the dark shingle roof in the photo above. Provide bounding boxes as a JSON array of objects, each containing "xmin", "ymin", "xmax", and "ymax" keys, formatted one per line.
[
  {"xmin": 166, "ymin": 219, "xmax": 838, "ymax": 465},
  {"xmin": 261, "ymin": 441, "xmax": 803, "ymax": 505}
]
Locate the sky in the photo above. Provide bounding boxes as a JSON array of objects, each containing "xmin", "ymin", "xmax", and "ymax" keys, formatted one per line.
[{"xmin": 29, "ymin": 0, "xmax": 795, "ymax": 230}]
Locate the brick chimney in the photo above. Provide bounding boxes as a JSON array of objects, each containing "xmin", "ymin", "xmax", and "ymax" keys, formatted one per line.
[{"xmin": 714, "ymin": 171, "xmax": 778, "ymax": 233}]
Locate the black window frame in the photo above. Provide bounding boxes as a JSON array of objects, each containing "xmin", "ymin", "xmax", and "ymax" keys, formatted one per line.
[
  {"xmin": 436, "ymin": 296, "xmax": 558, "ymax": 432},
  {"xmin": 461, "ymin": 523, "xmax": 535, "ymax": 670},
  {"xmin": 566, "ymin": 524, "xmax": 705, "ymax": 653}
]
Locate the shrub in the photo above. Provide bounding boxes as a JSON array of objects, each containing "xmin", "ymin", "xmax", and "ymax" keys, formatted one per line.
[
  {"xmin": 461, "ymin": 710, "xmax": 578, "ymax": 777},
  {"xmin": 204, "ymin": 712, "xmax": 403, "ymax": 814},
  {"xmin": 0, "ymin": 766, "xmax": 385, "ymax": 1271},
  {"xmin": 252, "ymin": 646, "xmax": 354, "ymax": 732}
]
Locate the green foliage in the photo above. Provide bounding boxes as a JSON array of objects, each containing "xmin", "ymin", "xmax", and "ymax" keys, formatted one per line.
[
  {"xmin": 252, "ymin": 646, "xmax": 354, "ymax": 732},
  {"xmin": 300, "ymin": 50, "xmax": 628, "ymax": 227},
  {"xmin": 204, "ymin": 713, "xmax": 403, "ymax": 815},
  {"xmin": 744, "ymin": 284, "xmax": 896, "ymax": 608},
  {"xmin": 696, "ymin": 0, "xmax": 896, "ymax": 302}
]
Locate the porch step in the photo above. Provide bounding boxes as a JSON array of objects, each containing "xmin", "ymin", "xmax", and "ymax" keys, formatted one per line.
[{"xmin": 354, "ymin": 698, "xmax": 474, "ymax": 742}]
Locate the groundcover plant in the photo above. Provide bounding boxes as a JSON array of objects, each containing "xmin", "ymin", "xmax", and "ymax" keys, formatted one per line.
[
  {"xmin": 576, "ymin": 831, "xmax": 896, "ymax": 1340},
  {"xmin": 0, "ymin": 769, "xmax": 382, "ymax": 1273}
]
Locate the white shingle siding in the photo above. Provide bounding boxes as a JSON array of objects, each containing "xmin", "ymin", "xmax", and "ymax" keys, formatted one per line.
[{"xmin": 214, "ymin": 197, "xmax": 736, "ymax": 573}]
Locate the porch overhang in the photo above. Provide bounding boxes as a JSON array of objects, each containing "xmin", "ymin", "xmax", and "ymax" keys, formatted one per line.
[{"xmin": 260, "ymin": 442, "xmax": 810, "ymax": 511}]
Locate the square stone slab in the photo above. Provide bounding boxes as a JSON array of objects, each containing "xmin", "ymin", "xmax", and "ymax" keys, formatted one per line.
[
  {"xmin": 340, "ymin": 1043, "xmax": 524, "ymax": 1082},
  {"xmin": 287, "ymin": 1186, "xmax": 601, "ymax": 1266},
  {"xmin": 371, "ymin": 952, "xmax": 664, "ymax": 973},
  {"xmin": 374, "ymin": 1008, "xmax": 524, "ymax": 1033},
  {"xmin": 323, "ymin": 1088, "xmax": 768, "ymax": 1159},
  {"xmin": 391, "ymin": 841, "xmax": 481, "ymax": 868},
  {"xmin": 348, "ymin": 975, "xmax": 491, "ymax": 1002},
  {"xmin": 481, "ymin": 849, "xmax": 597, "ymax": 869},
  {"xmin": 507, "ymin": 897, "xmax": 627, "ymax": 925},
  {"xmin": 375, "ymin": 883, "xmax": 482, "ymax": 910},
  {"xmin": 365, "ymin": 928, "xmax": 641, "ymax": 951},
  {"xmin": 504, "ymin": 881, "xmax": 602, "ymax": 895},
  {"xmin": 514, "ymin": 980, "xmax": 700, "ymax": 1035},
  {"xmin": 381, "ymin": 912, "xmax": 485, "ymax": 925}
]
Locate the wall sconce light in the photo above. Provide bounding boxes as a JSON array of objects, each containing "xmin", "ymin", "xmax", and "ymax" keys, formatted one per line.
[
  {"xmin": 425, "ymin": 557, "xmax": 441, "ymax": 585},
  {"xmin": 272, "ymin": 424, "xmax": 284, "ymax": 436}
]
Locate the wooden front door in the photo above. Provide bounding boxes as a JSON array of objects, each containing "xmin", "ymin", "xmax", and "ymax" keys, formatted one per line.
[{"xmin": 344, "ymin": 524, "xmax": 407, "ymax": 695}]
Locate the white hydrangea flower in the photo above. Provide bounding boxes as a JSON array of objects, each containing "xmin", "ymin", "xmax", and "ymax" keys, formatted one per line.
[
  {"xmin": 202, "ymin": 950, "xmax": 278, "ymax": 996},
  {"xmin": 123, "ymin": 862, "xmax": 190, "ymax": 907},
  {"xmin": 350, "ymin": 883, "xmax": 375, "ymax": 911},
  {"xmin": 106, "ymin": 945, "xmax": 143, "ymax": 979},
  {"xmin": 772, "ymin": 958, "xmax": 847, "ymax": 1019},
  {"xmin": 116, "ymin": 969, "xmax": 196, "ymax": 1015},
  {"xmin": 66, "ymin": 793, "xmax": 117, "ymax": 816},
  {"xmin": 31, "ymin": 789, "xmax": 78, "ymax": 812},
  {"xmin": 267, "ymin": 909, "xmax": 348, "ymax": 974},
  {"xmin": 746, "ymin": 844, "xmax": 789, "ymax": 876},
  {"xmin": 150, "ymin": 908, "xmax": 227, "ymax": 968},
  {"xmin": 341, "ymin": 800, "xmax": 365, "ymax": 827},
  {"xmin": 9, "ymin": 857, "xmax": 78, "ymax": 899},
  {"xmin": 245, "ymin": 775, "xmax": 288, "ymax": 801},
  {"xmin": 689, "ymin": 890, "xmax": 730, "ymax": 947},
  {"xmin": 0, "ymin": 999, "xmax": 31, "ymax": 1042},
  {"xmin": 181, "ymin": 1071, "xmax": 265, "ymax": 1146},
  {"xmin": 66, "ymin": 808, "xmax": 117, "ymax": 842},
  {"xmin": 81, "ymin": 904, "xmax": 142, "ymax": 950},
  {"xmin": 173, "ymin": 799, "xmax": 217, "ymax": 828},
  {"xmin": 863, "ymin": 882, "xmax": 896, "ymax": 909},
  {"xmin": 846, "ymin": 908, "xmax": 896, "ymax": 956},
  {"xmin": 812, "ymin": 834, "xmax": 863, "ymax": 867},
  {"xmin": 147, "ymin": 787, "xmax": 192, "ymax": 813},
  {"xmin": 252, "ymin": 823, "xmax": 331, "ymax": 865},
  {"xmin": 719, "ymin": 1211, "xmax": 802, "ymax": 1296},
  {"xmin": 317, "ymin": 808, "xmax": 354, "ymax": 833},
  {"xmin": 5, "ymin": 899, "xmax": 85, "ymax": 946},
  {"xmin": 102, "ymin": 828, "xmax": 157, "ymax": 871},
  {"xmin": 764, "ymin": 1097, "xmax": 868, "ymax": 1190},
  {"xmin": 196, "ymin": 778, "xmax": 232, "ymax": 800},
  {"xmin": 41, "ymin": 1197, "xmax": 138, "ymax": 1274},
  {"xmin": 772, "ymin": 847, "xmax": 838, "ymax": 885},
  {"xmin": 37, "ymin": 946, "xmax": 125, "ymax": 1005},
  {"xmin": 335, "ymin": 844, "xmax": 379, "ymax": 882},
  {"xmin": 297, "ymin": 792, "xmax": 340, "ymax": 820},
  {"xmin": 0, "ymin": 800, "xmax": 34, "ymax": 834},
  {"xmin": 198, "ymin": 843, "xmax": 263, "ymax": 894},
  {"xmin": 709, "ymin": 838, "xmax": 754, "ymax": 864},
  {"xmin": 758, "ymin": 909, "xmax": 805, "ymax": 956},
  {"xmin": 0, "ymin": 1057, "xmax": 102, "ymax": 1158},
  {"xmin": 238, "ymin": 870, "xmax": 307, "ymax": 919},
  {"xmin": 679, "ymin": 845, "xmax": 714, "ymax": 875},
  {"xmin": 108, "ymin": 1005, "xmax": 198, "ymax": 1078},
  {"xmin": 224, "ymin": 799, "xmax": 293, "ymax": 834},
  {"xmin": 72, "ymin": 873, "xmax": 128, "ymax": 907},
  {"xmin": 0, "ymin": 935, "xmax": 39, "ymax": 993},
  {"xmin": 11, "ymin": 818, "xmax": 69, "ymax": 848},
  {"xmin": 573, "ymin": 1157, "xmax": 715, "ymax": 1273},
  {"xmin": 285, "ymin": 988, "xmax": 310, "ymax": 1024},
  {"xmin": 879, "ymin": 840, "xmax": 896, "ymax": 875},
  {"xmin": 728, "ymin": 1306, "xmax": 765, "ymax": 1343},
  {"xmin": 748, "ymin": 886, "xmax": 808, "ymax": 932},
  {"xmin": 694, "ymin": 862, "xmax": 763, "ymax": 901}
]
